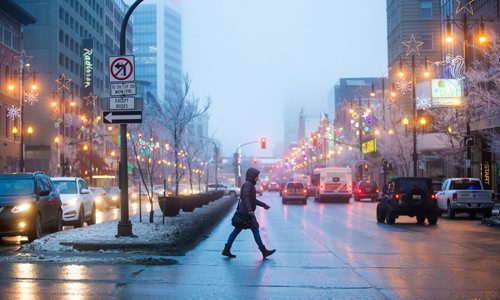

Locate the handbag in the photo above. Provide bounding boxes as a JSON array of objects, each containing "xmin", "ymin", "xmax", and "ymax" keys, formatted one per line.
[{"xmin": 231, "ymin": 198, "xmax": 251, "ymax": 229}]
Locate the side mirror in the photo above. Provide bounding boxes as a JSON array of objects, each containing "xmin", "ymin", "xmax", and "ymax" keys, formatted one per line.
[{"xmin": 81, "ymin": 188, "xmax": 90, "ymax": 194}]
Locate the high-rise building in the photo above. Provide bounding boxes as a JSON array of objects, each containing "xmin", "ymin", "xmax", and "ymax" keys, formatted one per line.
[
  {"xmin": 0, "ymin": 1, "xmax": 36, "ymax": 173},
  {"xmin": 132, "ymin": 0, "xmax": 182, "ymax": 103},
  {"xmin": 17, "ymin": 0, "xmax": 133, "ymax": 179}
]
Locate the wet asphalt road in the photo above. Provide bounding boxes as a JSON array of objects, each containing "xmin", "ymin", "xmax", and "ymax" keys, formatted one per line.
[{"xmin": 0, "ymin": 192, "xmax": 499, "ymax": 299}]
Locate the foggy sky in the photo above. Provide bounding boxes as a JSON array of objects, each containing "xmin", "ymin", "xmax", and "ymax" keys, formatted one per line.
[{"xmin": 182, "ymin": 0, "xmax": 388, "ymax": 157}]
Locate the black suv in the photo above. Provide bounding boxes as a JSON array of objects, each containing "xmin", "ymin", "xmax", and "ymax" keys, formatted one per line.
[
  {"xmin": 0, "ymin": 172, "xmax": 63, "ymax": 241},
  {"xmin": 354, "ymin": 181, "xmax": 379, "ymax": 202},
  {"xmin": 376, "ymin": 177, "xmax": 438, "ymax": 225}
]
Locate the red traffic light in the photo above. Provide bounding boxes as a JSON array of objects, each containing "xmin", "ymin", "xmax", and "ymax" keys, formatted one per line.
[{"xmin": 260, "ymin": 137, "xmax": 267, "ymax": 149}]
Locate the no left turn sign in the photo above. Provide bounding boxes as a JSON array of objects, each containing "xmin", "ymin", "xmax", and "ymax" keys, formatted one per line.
[{"xmin": 109, "ymin": 55, "xmax": 135, "ymax": 82}]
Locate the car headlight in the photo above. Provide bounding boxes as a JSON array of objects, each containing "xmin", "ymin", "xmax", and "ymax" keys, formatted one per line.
[
  {"xmin": 11, "ymin": 203, "xmax": 31, "ymax": 214},
  {"xmin": 95, "ymin": 196, "xmax": 102, "ymax": 203},
  {"xmin": 112, "ymin": 195, "xmax": 118, "ymax": 201},
  {"xmin": 63, "ymin": 198, "xmax": 78, "ymax": 207}
]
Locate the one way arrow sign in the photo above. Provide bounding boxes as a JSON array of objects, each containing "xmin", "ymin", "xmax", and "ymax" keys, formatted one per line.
[{"xmin": 103, "ymin": 111, "xmax": 142, "ymax": 124}]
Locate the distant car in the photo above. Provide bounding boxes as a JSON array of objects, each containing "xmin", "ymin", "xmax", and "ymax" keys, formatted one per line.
[
  {"xmin": 255, "ymin": 184, "xmax": 263, "ymax": 196},
  {"xmin": 267, "ymin": 182, "xmax": 281, "ymax": 192},
  {"xmin": 89, "ymin": 187, "xmax": 109, "ymax": 209},
  {"xmin": 354, "ymin": 181, "xmax": 379, "ymax": 202},
  {"xmin": 282, "ymin": 182, "xmax": 308, "ymax": 205},
  {"xmin": 105, "ymin": 186, "xmax": 121, "ymax": 208},
  {"xmin": 225, "ymin": 184, "xmax": 241, "ymax": 198},
  {"xmin": 207, "ymin": 183, "xmax": 229, "ymax": 195},
  {"xmin": 0, "ymin": 172, "xmax": 63, "ymax": 242},
  {"xmin": 52, "ymin": 177, "xmax": 96, "ymax": 227}
]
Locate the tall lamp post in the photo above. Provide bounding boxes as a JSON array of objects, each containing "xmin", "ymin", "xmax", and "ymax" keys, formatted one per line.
[
  {"xmin": 396, "ymin": 34, "xmax": 431, "ymax": 177},
  {"xmin": 7, "ymin": 50, "xmax": 38, "ymax": 172},
  {"xmin": 444, "ymin": 11, "xmax": 490, "ymax": 177},
  {"xmin": 52, "ymin": 74, "xmax": 74, "ymax": 176},
  {"xmin": 234, "ymin": 140, "xmax": 259, "ymax": 187}
]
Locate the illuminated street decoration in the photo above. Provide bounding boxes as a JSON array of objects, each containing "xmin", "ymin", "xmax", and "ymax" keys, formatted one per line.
[
  {"xmin": 84, "ymin": 92, "xmax": 98, "ymax": 106},
  {"xmin": 396, "ymin": 79, "xmax": 412, "ymax": 94},
  {"xmin": 7, "ymin": 105, "xmax": 21, "ymax": 120},
  {"xmin": 55, "ymin": 74, "xmax": 71, "ymax": 91},
  {"xmin": 417, "ymin": 95, "xmax": 432, "ymax": 109},
  {"xmin": 455, "ymin": 0, "xmax": 474, "ymax": 15},
  {"xmin": 402, "ymin": 34, "xmax": 424, "ymax": 56},
  {"xmin": 445, "ymin": 55, "xmax": 465, "ymax": 80},
  {"xmin": 24, "ymin": 91, "xmax": 39, "ymax": 105}
]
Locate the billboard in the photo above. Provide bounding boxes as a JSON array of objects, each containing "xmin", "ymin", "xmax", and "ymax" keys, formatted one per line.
[
  {"xmin": 362, "ymin": 139, "xmax": 377, "ymax": 154},
  {"xmin": 431, "ymin": 79, "xmax": 463, "ymax": 107}
]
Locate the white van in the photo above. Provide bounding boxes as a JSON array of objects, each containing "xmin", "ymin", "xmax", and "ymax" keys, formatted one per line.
[{"xmin": 312, "ymin": 167, "xmax": 352, "ymax": 203}]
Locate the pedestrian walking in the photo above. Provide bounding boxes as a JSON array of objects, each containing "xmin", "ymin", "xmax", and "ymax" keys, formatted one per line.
[{"xmin": 222, "ymin": 167, "xmax": 276, "ymax": 259}]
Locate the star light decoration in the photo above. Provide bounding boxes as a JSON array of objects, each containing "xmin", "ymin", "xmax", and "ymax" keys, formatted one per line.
[
  {"xmin": 402, "ymin": 34, "xmax": 424, "ymax": 56},
  {"xmin": 13, "ymin": 50, "xmax": 33, "ymax": 68},
  {"xmin": 396, "ymin": 79, "xmax": 412, "ymax": 94},
  {"xmin": 55, "ymin": 74, "xmax": 71, "ymax": 91},
  {"xmin": 84, "ymin": 92, "xmax": 98, "ymax": 106},
  {"xmin": 456, "ymin": 0, "xmax": 474, "ymax": 15},
  {"xmin": 24, "ymin": 91, "xmax": 39, "ymax": 105},
  {"xmin": 417, "ymin": 95, "xmax": 432, "ymax": 110},
  {"xmin": 7, "ymin": 105, "xmax": 21, "ymax": 120}
]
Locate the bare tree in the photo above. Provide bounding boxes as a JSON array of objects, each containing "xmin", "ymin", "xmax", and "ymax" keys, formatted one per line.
[
  {"xmin": 161, "ymin": 75, "xmax": 210, "ymax": 196},
  {"xmin": 182, "ymin": 137, "xmax": 206, "ymax": 193}
]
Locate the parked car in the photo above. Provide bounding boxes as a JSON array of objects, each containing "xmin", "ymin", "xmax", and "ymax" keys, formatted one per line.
[
  {"xmin": 89, "ymin": 187, "xmax": 109, "ymax": 210},
  {"xmin": 435, "ymin": 178, "xmax": 494, "ymax": 219},
  {"xmin": 52, "ymin": 177, "xmax": 96, "ymax": 227},
  {"xmin": 354, "ymin": 181, "xmax": 379, "ymax": 202},
  {"xmin": 282, "ymin": 182, "xmax": 308, "ymax": 205},
  {"xmin": 377, "ymin": 177, "xmax": 438, "ymax": 225},
  {"xmin": 207, "ymin": 183, "xmax": 229, "ymax": 195},
  {"xmin": 105, "ymin": 186, "xmax": 121, "ymax": 208},
  {"xmin": 225, "ymin": 184, "xmax": 241, "ymax": 198},
  {"xmin": 0, "ymin": 172, "xmax": 62, "ymax": 242}
]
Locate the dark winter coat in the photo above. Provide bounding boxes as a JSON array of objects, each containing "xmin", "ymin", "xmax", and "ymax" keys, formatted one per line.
[{"xmin": 238, "ymin": 167, "xmax": 268, "ymax": 229}]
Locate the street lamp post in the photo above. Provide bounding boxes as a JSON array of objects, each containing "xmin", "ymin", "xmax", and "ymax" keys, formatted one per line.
[
  {"xmin": 52, "ymin": 74, "xmax": 74, "ymax": 176},
  {"xmin": 445, "ymin": 13, "xmax": 490, "ymax": 177},
  {"xmin": 234, "ymin": 141, "xmax": 259, "ymax": 187},
  {"xmin": 8, "ymin": 51, "xmax": 38, "ymax": 172}
]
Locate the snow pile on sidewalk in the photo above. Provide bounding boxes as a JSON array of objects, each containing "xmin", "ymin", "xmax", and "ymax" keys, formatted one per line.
[
  {"xmin": 481, "ymin": 215, "xmax": 500, "ymax": 227},
  {"xmin": 21, "ymin": 196, "xmax": 236, "ymax": 254}
]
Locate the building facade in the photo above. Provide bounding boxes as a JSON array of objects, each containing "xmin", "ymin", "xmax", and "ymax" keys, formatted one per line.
[
  {"xmin": 17, "ymin": 0, "xmax": 133, "ymax": 182},
  {"xmin": 0, "ymin": 1, "xmax": 36, "ymax": 173}
]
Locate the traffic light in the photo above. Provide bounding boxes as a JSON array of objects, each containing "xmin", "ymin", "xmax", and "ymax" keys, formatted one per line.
[
  {"xmin": 260, "ymin": 137, "xmax": 266, "ymax": 149},
  {"xmin": 364, "ymin": 163, "xmax": 369, "ymax": 172},
  {"xmin": 312, "ymin": 134, "xmax": 318, "ymax": 147}
]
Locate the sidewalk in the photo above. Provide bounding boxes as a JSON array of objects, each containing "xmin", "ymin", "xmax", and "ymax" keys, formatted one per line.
[{"xmin": 6, "ymin": 196, "xmax": 237, "ymax": 264}]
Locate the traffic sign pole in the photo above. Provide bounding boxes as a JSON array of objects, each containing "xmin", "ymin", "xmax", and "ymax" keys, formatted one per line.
[{"xmin": 116, "ymin": 0, "xmax": 143, "ymax": 238}]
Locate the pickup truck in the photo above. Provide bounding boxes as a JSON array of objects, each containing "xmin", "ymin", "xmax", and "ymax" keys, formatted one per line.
[{"xmin": 435, "ymin": 178, "xmax": 494, "ymax": 219}]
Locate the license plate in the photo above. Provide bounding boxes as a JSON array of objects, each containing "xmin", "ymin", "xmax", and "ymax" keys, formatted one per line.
[
  {"xmin": 365, "ymin": 188, "xmax": 372, "ymax": 192},
  {"xmin": 413, "ymin": 195, "xmax": 421, "ymax": 200}
]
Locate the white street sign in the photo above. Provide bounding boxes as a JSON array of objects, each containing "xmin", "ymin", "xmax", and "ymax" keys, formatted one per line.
[
  {"xmin": 103, "ymin": 111, "xmax": 142, "ymax": 124},
  {"xmin": 109, "ymin": 55, "xmax": 135, "ymax": 82},
  {"xmin": 109, "ymin": 97, "xmax": 135, "ymax": 110},
  {"xmin": 110, "ymin": 82, "xmax": 136, "ymax": 96}
]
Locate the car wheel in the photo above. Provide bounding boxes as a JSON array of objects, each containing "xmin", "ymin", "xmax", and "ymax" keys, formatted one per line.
[
  {"xmin": 74, "ymin": 206, "xmax": 84, "ymax": 228},
  {"xmin": 372, "ymin": 197, "xmax": 378, "ymax": 202},
  {"xmin": 28, "ymin": 213, "xmax": 43, "ymax": 242},
  {"xmin": 229, "ymin": 191, "xmax": 236, "ymax": 199},
  {"xmin": 438, "ymin": 210, "xmax": 443, "ymax": 217},
  {"xmin": 385, "ymin": 206, "xmax": 396, "ymax": 224},
  {"xmin": 447, "ymin": 201, "xmax": 455, "ymax": 219},
  {"xmin": 354, "ymin": 197, "xmax": 359, "ymax": 202},
  {"xmin": 483, "ymin": 210, "xmax": 492, "ymax": 218},
  {"xmin": 50, "ymin": 209, "xmax": 63, "ymax": 233},
  {"xmin": 376, "ymin": 203, "xmax": 386, "ymax": 223},
  {"xmin": 427, "ymin": 211, "xmax": 438, "ymax": 225},
  {"xmin": 468, "ymin": 212, "xmax": 476, "ymax": 219},
  {"xmin": 87, "ymin": 204, "xmax": 96, "ymax": 226},
  {"xmin": 282, "ymin": 198, "xmax": 286, "ymax": 204},
  {"xmin": 416, "ymin": 214, "xmax": 426, "ymax": 224}
]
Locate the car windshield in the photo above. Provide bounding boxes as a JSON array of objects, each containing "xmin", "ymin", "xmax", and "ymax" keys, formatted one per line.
[
  {"xmin": 286, "ymin": 182, "xmax": 304, "ymax": 189},
  {"xmin": 450, "ymin": 180, "xmax": 482, "ymax": 190},
  {"xmin": 396, "ymin": 179, "xmax": 432, "ymax": 193},
  {"xmin": 0, "ymin": 179, "xmax": 34, "ymax": 196},
  {"xmin": 52, "ymin": 181, "xmax": 77, "ymax": 194},
  {"xmin": 359, "ymin": 182, "xmax": 377, "ymax": 188}
]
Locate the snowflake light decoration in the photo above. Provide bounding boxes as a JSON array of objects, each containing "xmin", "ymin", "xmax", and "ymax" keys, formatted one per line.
[
  {"xmin": 417, "ymin": 95, "xmax": 432, "ymax": 110},
  {"xmin": 24, "ymin": 91, "xmax": 39, "ymax": 105},
  {"xmin": 7, "ymin": 105, "xmax": 21, "ymax": 120},
  {"xmin": 396, "ymin": 79, "xmax": 412, "ymax": 94}
]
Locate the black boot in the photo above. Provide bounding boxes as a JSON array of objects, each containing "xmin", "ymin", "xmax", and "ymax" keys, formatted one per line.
[
  {"xmin": 259, "ymin": 245, "xmax": 276, "ymax": 259},
  {"xmin": 222, "ymin": 244, "xmax": 236, "ymax": 258}
]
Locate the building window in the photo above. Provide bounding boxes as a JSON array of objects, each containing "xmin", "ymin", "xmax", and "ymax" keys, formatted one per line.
[
  {"xmin": 421, "ymin": 33, "xmax": 433, "ymax": 50},
  {"xmin": 420, "ymin": 1, "xmax": 432, "ymax": 19},
  {"xmin": 59, "ymin": 53, "xmax": 64, "ymax": 66}
]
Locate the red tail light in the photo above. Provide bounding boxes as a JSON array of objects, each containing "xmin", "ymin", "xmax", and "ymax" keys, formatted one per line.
[
  {"xmin": 358, "ymin": 189, "xmax": 362, "ymax": 193},
  {"xmin": 303, "ymin": 189, "xmax": 307, "ymax": 194},
  {"xmin": 394, "ymin": 194, "xmax": 400, "ymax": 199},
  {"xmin": 452, "ymin": 193, "xmax": 457, "ymax": 201},
  {"xmin": 431, "ymin": 194, "xmax": 436, "ymax": 199},
  {"xmin": 376, "ymin": 188, "xmax": 379, "ymax": 193},
  {"xmin": 283, "ymin": 189, "xmax": 288, "ymax": 194}
]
